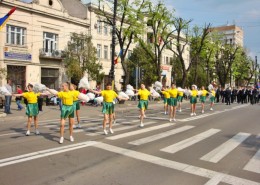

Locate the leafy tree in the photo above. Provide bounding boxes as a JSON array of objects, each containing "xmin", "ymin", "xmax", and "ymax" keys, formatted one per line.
[
  {"xmin": 64, "ymin": 33, "xmax": 104, "ymax": 84},
  {"xmin": 0, "ymin": 67, "xmax": 7, "ymax": 80},
  {"xmin": 97, "ymin": 0, "xmax": 148, "ymax": 86},
  {"xmin": 139, "ymin": 1, "xmax": 176, "ymax": 81}
]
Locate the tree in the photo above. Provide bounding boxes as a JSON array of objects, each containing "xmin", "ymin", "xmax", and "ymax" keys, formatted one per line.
[
  {"xmin": 0, "ymin": 67, "xmax": 7, "ymax": 80},
  {"xmin": 64, "ymin": 33, "xmax": 104, "ymax": 84},
  {"xmin": 139, "ymin": 1, "xmax": 176, "ymax": 81},
  {"xmin": 97, "ymin": 0, "xmax": 148, "ymax": 86}
]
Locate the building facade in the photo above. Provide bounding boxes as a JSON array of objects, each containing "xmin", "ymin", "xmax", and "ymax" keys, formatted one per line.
[{"xmin": 0, "ymin": 0, "xmax": 90, "ymax": 90}]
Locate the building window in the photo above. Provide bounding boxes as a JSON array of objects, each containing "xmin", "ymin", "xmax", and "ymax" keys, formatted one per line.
[
  {"xmin": 97, "ymin": 21, "xmax": 102, "ymax": 34},
  {"xmin": 6, "ymin": 25, "xmax": 26, "ymax": 46},
  {"xmin": 166, "ymin": 57, "xmax": 169, "ymax": 65},
  {"xmin": 97, "ymin": 44, "xmax": 102, "ymax": 58},
  {"xmin": 128, "ymin": 50, "xmax": 132, "ymax": 58},
  {"xmin": 104, "ymin": 23, "xmax": 108, "ymax": 35},
  {"xmin": 43, "ymin": 32, "xmax": 58, "ymax": 55},
  {"xmin": 104, "ymin": 45, "xmax": 108, "ymax": 59}
]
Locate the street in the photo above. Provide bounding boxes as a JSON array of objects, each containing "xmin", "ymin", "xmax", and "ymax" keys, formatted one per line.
[{"xmin": 0, "ymin": 101, "xmax": 259, "ymax": 185}]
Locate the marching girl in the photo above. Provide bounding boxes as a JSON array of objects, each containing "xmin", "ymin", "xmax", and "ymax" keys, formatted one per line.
[
  {"xmin": 136, "ymin": 83, "xmax": 151, "ymax": 127},
  {"xmin": 200, "ymin": 86, "xmax": 208, "ymax": 113},
  {"xmin": 13, "ymin": 84, "xmax": 46, "ymax": 136},
  {"xmin": 161, "ymin": 86, "xmax": 170, "ymax": 115},
  {"xmin": 90, "ymin": 82, "xmax": 128, "ymax": 135},
  {"xmin": 165, "ymin": 83, "xmax": 178, "ymax": 122},
  {"xmin": 209, "ymin": 87, "xmax": 216, "ymax": 111},
  {"xmin": 177, "ymin": 89, "xmax": 184, "ymax": 112},
  {"xmin": 190, "ymin": 85, "xmax": 198, "ymax": 116},
  {"xmin": 47, "ymin": 82, "xmax": 76, "ymax": 144},
  {"xmin": 70, "ymin": 83, "xmax": 81, "ymax": 129}
]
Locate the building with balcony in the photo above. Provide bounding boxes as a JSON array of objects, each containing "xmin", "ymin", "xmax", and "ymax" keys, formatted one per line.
[{"xmin": 0, "ymin": 0, "xmax": 90, "ymax": 90}]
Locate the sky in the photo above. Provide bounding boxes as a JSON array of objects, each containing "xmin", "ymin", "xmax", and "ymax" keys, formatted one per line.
[
  {"xmin": 20, "ymin": 0, "xmax": 260, "ymax": 59},
  {"xmin": 166, "ymin": 0, "xmax": 260, "ymax": 59}
]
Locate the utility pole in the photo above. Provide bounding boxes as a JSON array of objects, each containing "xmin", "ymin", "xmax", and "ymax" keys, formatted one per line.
[{"xmin": 255, "ymin": 56, "xmax": 258, "ymax": 85}]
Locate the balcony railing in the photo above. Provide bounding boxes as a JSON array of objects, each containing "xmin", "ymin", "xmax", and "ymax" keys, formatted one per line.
[{"xmin": 39, "ymin": 49, "xmax": 65, "ymax": 59}]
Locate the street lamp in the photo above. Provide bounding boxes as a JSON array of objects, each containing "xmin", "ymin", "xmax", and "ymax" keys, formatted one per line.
[
  {"xmin": 255, "ymin": 56, "xmax": 258, "ymax": 86},
  {"xmin": 109, "ymin": 0, "xmax": 118, "ymax": 83}
]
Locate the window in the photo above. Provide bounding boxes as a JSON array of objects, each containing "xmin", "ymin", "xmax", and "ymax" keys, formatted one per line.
[
  {"xmin": 104, "ymin": 23, "xmax": 108, "ymax": 35},
  {"xmin": 166, "ymin": 57, "xmax": 169, "ymax": 65},
  {"xmin": 128, "ymin": 50, "xmax": 132, "ymax": 58},
  {"xmin": 43, "ymin": 32, "xmax": 58, "ymax": 54},
  {"xmin": 97, "ymin": 21, "xmax": 102, "ymax": 34},
  {"xmin": 97, "ymin": 44, "xmax": 102, "ymax": 58},
  {"xmin": 104, "ymin": 45, "xmax": 108, "ymax": 59},
  {"xmin": 6, "ymin": 25, "xmax": 26, "ymax": 46}
]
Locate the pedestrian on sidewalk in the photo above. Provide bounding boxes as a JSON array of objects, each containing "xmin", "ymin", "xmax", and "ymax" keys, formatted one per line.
[
  {"xmin": 4, "ymin": 79, "xmax": 12, "ymax": 114},
  {"xmin": 15, "ymin": 85, "xmax": 23, "ymax": 111}
]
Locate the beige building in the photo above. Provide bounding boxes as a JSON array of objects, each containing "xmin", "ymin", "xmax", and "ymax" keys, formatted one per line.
[
  {"xmin": 0, "ymin": 0, "xmax": 89, "ymax": 90},
  {"xmin": 210, "ymin": 25, "xmax": 244, "ymax": 46}
]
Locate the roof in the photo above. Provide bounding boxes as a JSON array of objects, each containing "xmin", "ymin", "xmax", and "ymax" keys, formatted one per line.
[{"xmin": 60, "ymin": 0, "xmax": 88, "ymax": 19}]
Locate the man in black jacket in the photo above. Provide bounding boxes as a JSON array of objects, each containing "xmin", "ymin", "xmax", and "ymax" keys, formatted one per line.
[{"xmin": 225, "ymin": 87, "xmax": 231, "ymax": 105}]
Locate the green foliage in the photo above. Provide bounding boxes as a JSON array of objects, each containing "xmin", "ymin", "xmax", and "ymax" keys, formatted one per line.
[
  {"xmin": 64, "ymin": 33, "xmax": 104, "ymax": 83},
  {"xmin": 0, "ymin": 67, "xmax": 7, "ymax": 80}
]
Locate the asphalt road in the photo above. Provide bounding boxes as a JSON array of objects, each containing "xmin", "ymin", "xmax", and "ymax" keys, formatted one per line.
[{"xmin": 0, "ymin": 101, "xmax": 259, "ymax": 185}]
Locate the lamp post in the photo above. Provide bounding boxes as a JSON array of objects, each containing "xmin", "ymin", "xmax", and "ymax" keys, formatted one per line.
[
  {"xmin": 109, "ymin": 0, "xmax": 118, "ymax": 83},
  {"xmin": 255, "ymin": 56, "xmax": 258, "ymax": 86}
]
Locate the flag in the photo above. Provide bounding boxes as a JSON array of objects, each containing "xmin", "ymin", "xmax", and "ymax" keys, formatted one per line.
[
  {"xmin": 114, "ymin": 50, "xmax": 123, "ymax": 65},
  {"xmin": 0, "ymin": 7, "xmax": 16, "ymax": 30}
]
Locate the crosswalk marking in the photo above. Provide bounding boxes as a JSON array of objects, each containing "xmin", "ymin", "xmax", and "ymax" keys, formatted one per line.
[
  {"xmin": 107, "ymin": 123, "xmax": 175, "ymax": 140},
  {"xmin": 86, "ymin": 121, "xmax": 157, "ymax": 136},
  {"xmin": 95, "ymin": 142, "xmax": 260, "ymax": 185},
  {"xmin": 161, "ymin": 129, "xmax": 221, "ymax": 154},
  {"xmin": 204, "ymin": 174, "xmax": 224, "ymax": 185},
  {"xmin": 243, "ymin": 149, "xmax": 260, "ymax": 174},
  {"xmin": 129, "ymin": 125, "xmax": 194, "ymax": 145},
  {"xmin": 200, "ymin": 132, "xmax": 251, "ymax": 163}
]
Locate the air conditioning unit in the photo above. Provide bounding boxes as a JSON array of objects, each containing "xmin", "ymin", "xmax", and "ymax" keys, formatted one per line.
[{"xmin": 52, "ymin": 50, "xmax": 61, "ymax": 57}]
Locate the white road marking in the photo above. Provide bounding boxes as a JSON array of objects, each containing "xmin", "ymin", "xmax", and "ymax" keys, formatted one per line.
[
  {"xmin": 0, "ymin": 141, "xmax": 97, "ymax": 167},
  {"xmin": 129, "ymin": 125, "xmax": 194, "ymax": 145},
  {"xmin": 203, "ymin": 174, "xmax": 224, "ymax": 185},
  {"xmin": 200, "ymin": 132, "xmax": 251, "ymax": 163},
  {"xmin": 243, "ymin": 149, "xmax": 260, "ymax": 174},
  {"xmin": 107, "ymin": 123, "xmax": 175, "ymax": 140},
  {"xmin": 86, "ymin": 121, "xmax": 157, "ymax": 136},
  {"xmin": 94, "ymin": 142, "xmax": 260, "ymax": 185},
  {"xmin": 0, "ymin": 133, "xmax": 22, "ymax": 137},
  {"xmin": 161, "ymin": 129, "xmax": 221, "ymax": 154}
]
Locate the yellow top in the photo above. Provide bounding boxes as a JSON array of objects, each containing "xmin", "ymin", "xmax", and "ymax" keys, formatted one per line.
[
  {"xmin": 211, "ymin": 90, "xmax": 216, "ymax": 97},
  {"xmin": 57, "ymin": 91, "xmax": 74, "ymax": 105},
  {"xmin": 71, "ymin": 90, "xmax": 80, "ymax": 101},
  {"xmin": 167, "ymin": 88, "xmax": 178, "ymax": 98},
  {"xmin": 138, "ymin": 89, "xmax": 151, "ymax": 100},
  {"xmin": 22, "ymin": 92, "xmax": 40, "ymax": 104},
  {"xmin": 178, "ymin": 91, "xmax": 184, "ymax": 96},
  {"xmin": 101, "ymin": 90, "xmax": 118, "ymax": 103},
  {"xmin": 161, "ymin": 91, "xmax": 170, "ymax": 99},
  {"xmin": 191, "ymin": 90, "xmax": 198, "ymax": 97},
  {"xmin": 201, "ymin": 90, "xmax": 208, "ymax": 97}
]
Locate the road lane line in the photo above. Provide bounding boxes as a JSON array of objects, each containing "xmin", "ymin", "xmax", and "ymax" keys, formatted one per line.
[
  {"xmin": 0, "ymin": 141, "xmax": 97, "ymax": 167},
  {"xmin": 129, "ymin": 125, "xmax": 194, "ymax": 145},
  {"xmin": 243, "ymin": 149, "xmax": 260, "ymax": 174},
  {"xmin": 200, "ymin": 132, "xmax": 251, "ymax": 163},
  {"xmin": 160, "ymin": 129, "xmax": 221, "ymax": 154},
  {"xmin": 86, "ymin": 121, "xmax": 157, "ymax": 136},
  {"xmin": 0, "ymin": 133, "xmax": 22, "ymax": 137},
  {"xmin": 94, "ymin": 142, "xmax": 260, "ymax": 185},
  {"xmin": 203, "ymin": 174, "xmax": 224, "ymax": 185},
  {"xmin": 107, "ymin": 123, "xmax": 175, "ymax": 140}
]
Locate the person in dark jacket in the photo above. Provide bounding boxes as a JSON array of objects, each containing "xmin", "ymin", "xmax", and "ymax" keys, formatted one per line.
[{"xmin": 225, "ymin": 87, "xmax": 231, "ymax": 105}]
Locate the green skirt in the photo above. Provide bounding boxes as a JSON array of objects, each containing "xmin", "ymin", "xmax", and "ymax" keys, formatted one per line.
[
  {"xmin": 73, "ymin": 101, "xmax": 80, "ymax": 111},
  {"xmin": 210, "ymin": 96, "xmax": 215, "ymax": 103},
  {"xmin": 169, "ymin": 97, "xmax": 177, "ymax": 106},
  {"xmin": 200, "ymin": 96, "xmax": 206, "ymax": 103},
  {"xmin": 138, "ymin": 100, "xmax": 148, "ymax": 110},
  {"xmin": 163, "ymin": 97, "xmax": 170, "ymax": 104},
  {"xmin": 190, "ymin": 97, "xmax": 197, "ymax": 104},
  {"xmin": 26, "ymin": 103, "xmax": 39, "ymax": 117},
  {"xmin": 102, "ymin": 102, "xmax": 115, "ymax": 114},
  {"xmin": 61, "ymin": 105, "xmax": 74, "ymax": 119},
  {"xmin": 177, "ymin": 96, "xmax": 183, "ymax": 102}
]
